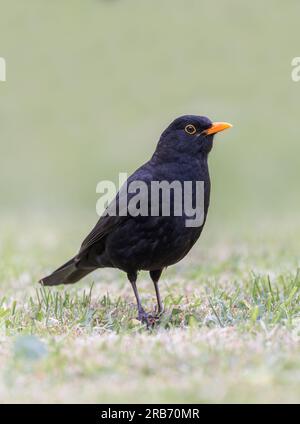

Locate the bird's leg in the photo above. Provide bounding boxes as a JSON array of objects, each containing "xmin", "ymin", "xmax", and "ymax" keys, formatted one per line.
[
  {"xmin": 150, "ymin": 269, "xmax": 164, "ymax": 316},
  {"xmin": 127, "ymin": 272, "xmax": 149, "ymax": 324}
]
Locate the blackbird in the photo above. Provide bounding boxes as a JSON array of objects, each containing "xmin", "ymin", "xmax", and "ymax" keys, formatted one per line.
[{"xmin": 40, "ymin": 115, "xmax": 232, "ymax": 324}]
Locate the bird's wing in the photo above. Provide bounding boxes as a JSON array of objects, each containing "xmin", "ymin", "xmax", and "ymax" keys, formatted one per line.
[
  {"xmin": 78, "ymin": 164, "xmax": 154, "ymax": 255},
  {"xmin": 78, "ymin": 213, "xmax": 125, "ymax": 255}
]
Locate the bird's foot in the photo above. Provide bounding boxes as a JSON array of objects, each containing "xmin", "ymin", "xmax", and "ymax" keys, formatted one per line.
[{"xmin": 138, "ymin": 310, "xmax": 159, "ymax": 327}]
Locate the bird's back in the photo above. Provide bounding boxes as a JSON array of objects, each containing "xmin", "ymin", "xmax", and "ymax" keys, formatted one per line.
[{"xmin": 81, "ymin": 155, "xmax": 211, "ymax": 273}]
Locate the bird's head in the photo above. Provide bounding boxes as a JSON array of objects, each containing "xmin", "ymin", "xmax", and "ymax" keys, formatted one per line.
[{"xmin": 156, "ymin": 115, "xmax": 232, "ymax": 160}]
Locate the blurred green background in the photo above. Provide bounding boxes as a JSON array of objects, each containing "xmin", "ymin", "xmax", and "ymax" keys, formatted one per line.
[{"xmin": 0, "ymin": 0, "xmax": 299, "ymax": 228}]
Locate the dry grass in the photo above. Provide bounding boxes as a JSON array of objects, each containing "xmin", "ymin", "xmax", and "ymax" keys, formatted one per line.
[{"xmin": 0, "ymin": 218, "xmax": 300, "ymax": 403}]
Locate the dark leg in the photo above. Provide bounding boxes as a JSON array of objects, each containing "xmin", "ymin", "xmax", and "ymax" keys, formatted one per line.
[
  {"xmin": 150, "ymin": 269, "xmax": 164, "ymax": 315},
  {"xmin": 127, "ymin": 271, "xmax": 149, "ymax": 324}
]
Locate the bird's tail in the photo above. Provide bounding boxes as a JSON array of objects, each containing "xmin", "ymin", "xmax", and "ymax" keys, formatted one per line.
[{"xmin": 39, "ymin": 257, "xmax": 95, "ymax": 286}]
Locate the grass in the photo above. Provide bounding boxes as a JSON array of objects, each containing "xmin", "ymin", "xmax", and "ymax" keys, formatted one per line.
[
  {"xmin": 0, "ymin": 217, "xmax": 300, "ymax": 403},
  {"xmin": 2, "ymin": 271, "xmax": 300, "ymax": 335}
]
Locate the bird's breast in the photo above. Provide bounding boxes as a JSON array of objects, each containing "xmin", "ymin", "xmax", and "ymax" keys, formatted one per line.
[{"xmin": 105, "ymin": 215, "xmax": 204, "ymax": 272}]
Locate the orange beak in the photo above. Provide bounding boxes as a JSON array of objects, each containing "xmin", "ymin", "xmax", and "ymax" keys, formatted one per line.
[{"xmin": 202, "ymin": 122, "xmax": 233, "ymax": 136}]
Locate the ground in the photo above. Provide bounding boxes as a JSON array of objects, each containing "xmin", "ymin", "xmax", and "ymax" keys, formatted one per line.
[{"xmin": 0, "ymin": 216, "xmax": 299, "ymax": 403}]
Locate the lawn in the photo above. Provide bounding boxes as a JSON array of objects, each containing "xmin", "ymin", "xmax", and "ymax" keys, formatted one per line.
[{"xmin": 1, "ymin": 216, "xmax": 300, "ymax": 403}]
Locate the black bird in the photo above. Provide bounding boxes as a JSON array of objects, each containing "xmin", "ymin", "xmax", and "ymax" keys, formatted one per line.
[{"xmin": 40, "ymin": 115, "xmax": 232, "ymax": 324}]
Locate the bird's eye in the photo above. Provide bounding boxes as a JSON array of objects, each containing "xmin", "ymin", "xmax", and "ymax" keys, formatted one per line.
[{"xmin": 184, "ymin": 124, "xmax": 197, "ymax": 135}]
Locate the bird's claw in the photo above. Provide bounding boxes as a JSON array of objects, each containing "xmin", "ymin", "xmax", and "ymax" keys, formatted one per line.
[
  {"xmin": 138, "ymin": 311, "xmax": 160, "ymax": 327},
  {"xmin": 147, "ymin": 315, "xmax": 160, "ymax": 327}
]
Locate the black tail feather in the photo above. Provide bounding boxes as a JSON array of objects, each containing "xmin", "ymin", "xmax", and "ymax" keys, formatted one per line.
[{"xmin": 39, "ymin": 257, "xmax": 95, "ymax": 286}]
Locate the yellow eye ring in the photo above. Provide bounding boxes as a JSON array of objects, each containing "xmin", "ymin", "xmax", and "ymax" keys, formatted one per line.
[{"xmin": 185, "ymin": 124, "xmax": 197, "ymax": 135}]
